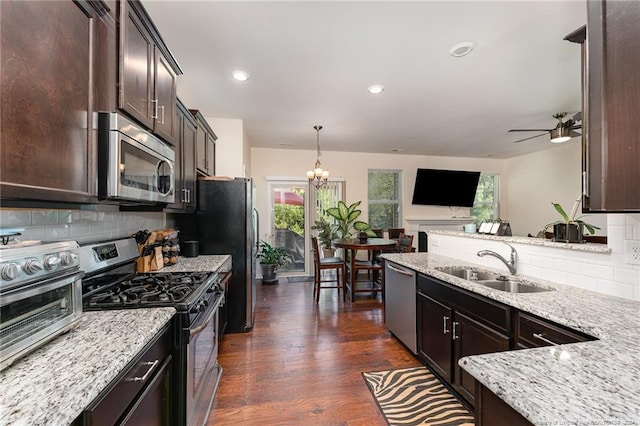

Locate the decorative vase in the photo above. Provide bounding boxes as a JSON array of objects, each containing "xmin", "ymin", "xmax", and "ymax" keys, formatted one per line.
[
  {"xmin": 553, "ymin": 223, "xmax": 584, "ymax": 243},
  {"xmin": 260, "ymin": 263, "xmax": 279, "ymax": 284}
]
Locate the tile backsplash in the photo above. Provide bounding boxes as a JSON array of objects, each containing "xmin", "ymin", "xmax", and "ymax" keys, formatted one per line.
[{"xmin": 0, "ymin": 208, "xmax": 165, "ymax": 244}]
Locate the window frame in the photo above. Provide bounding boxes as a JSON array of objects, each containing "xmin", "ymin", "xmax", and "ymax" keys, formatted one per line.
[
  {"xmin": 471, "ymin": 173, "xmax": 499, "ymax": 225},
  {"xmin": 367, "ymin": 169, "xmax": 403, "ymax": 230}
]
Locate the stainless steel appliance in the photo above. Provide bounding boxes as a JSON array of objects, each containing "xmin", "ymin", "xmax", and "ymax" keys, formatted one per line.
[
  {"xmin": 0, "ymin": 241, "xmax": 83, "ymax": 371},
  {"xmin": 384, "ymin": 261, "xmax": 417, "ymax": 354},
  {"xmin": 79, "ymin": 238, "xmax": 229, "ymax": 426},
  {"xmin": 172, "ymin": 177, "xmax": 257, "ymax": 333},
  {"xmin": 98, "ymin": 112, "xmax": 175, "ymax": 204}
]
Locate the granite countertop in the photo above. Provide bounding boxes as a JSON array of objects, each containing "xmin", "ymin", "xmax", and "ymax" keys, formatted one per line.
[
  {"xmin": 381, "ymin": 252, "xmax": 640, "ymax": 425},
  {"xmin": 156, "ymin": 254, "xmax": 231, "ymax": 273},
  {"xmin": 425, "ymin": 229, "xmax": 612, "ymax": 254},
  {"xmin": 0, "ymin": 307, "xmax": 175, "ymax": 426}
]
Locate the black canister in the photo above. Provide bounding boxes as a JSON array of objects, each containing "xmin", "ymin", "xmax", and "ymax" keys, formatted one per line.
[{"xmin": 182, "ymin": 240, "xmax": 199, "ymax": 257}]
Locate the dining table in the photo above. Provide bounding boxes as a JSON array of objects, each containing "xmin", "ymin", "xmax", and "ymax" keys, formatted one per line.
[{"xmin": 334, "ymin": 238, "xmax": 397, "ymax": 301}]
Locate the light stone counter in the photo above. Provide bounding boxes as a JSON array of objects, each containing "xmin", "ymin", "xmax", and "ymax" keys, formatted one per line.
[
  {"xmin": 381, "ymin": 252, "xmax": 640, "ymax": 425},
  {"xmin": 157, "ymin": 254, "xmax": 231, "ymax": 273},
  {"xmin": 426, "ymin": 229, "xmax": 612, "ymax": 254},
  {"xmin": 0, "ymin": 307, "xmax": 175, "ymax": 426}
]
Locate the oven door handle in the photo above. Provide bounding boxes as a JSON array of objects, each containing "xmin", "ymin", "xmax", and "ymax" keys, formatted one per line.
[{"xmin": 189, "ymin": 295, "xmax": 224, "ymax": 338}]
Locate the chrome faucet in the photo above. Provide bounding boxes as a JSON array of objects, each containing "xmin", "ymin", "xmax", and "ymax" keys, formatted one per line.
[{"xmin": 477, "ymin": 243, "xmax": 518, "ymax": 275}]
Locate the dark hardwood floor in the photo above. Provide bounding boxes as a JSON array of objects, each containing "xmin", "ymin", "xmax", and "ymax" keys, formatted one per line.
[{"xmin": 209, "ymin": 278, "xmax": 422, "ymax": 425}]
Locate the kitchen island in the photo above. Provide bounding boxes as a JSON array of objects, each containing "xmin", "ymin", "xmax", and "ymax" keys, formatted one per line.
[
  {"xmin": 0, "ymin": 307, "xmax": 175, "ymax": 425},
  {"xmin": 381, "ymin": 252, "xmax": 640, "ymax": 425}
]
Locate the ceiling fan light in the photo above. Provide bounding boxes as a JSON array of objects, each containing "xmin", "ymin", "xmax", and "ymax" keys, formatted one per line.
[{"xmin": 550, "ymin": 127, "xmax": 572, "ymax": 143}]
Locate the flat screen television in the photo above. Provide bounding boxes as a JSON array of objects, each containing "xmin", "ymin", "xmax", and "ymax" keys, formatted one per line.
[{"xmin": 411, "ymin": 168, "xmax": 481, "ymax": 207}]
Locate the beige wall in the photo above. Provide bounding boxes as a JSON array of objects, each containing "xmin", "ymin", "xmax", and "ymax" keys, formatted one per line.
[
  {"xmin": 250, "ymin": 147, "xmax": 505, "ymax": 242},
  {"xmin": 208, "ymin": 117, "xmax": 246, "ymax": 178},
  {"xmin": 503, "ymin": 141, "xmax": 607, "ymax": 236}
]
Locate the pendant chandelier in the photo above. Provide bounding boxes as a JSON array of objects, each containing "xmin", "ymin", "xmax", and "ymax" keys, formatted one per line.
[{"xmin": 306, "ymin": 125, "xmax": 329, "ymax": 189}]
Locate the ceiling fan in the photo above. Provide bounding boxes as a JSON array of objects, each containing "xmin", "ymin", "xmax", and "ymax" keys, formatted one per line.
[{"xmin": 509, "ymin": 112, "xmax": 582, "ymax": 143}]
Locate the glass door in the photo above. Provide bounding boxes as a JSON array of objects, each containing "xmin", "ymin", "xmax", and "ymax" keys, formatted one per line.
[{"xmin": 268, "ymin": 181, "xmax": 307, "ymax": 274}]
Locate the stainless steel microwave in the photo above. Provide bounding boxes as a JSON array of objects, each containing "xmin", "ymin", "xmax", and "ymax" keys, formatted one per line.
[{"xmin": 98, "ymin": 112, "xmax": 175, "ymax": 204}]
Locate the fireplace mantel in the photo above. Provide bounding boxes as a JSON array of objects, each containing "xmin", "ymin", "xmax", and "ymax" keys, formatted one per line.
[{"xmin": 405, "ymin": 217, "xmax": 472, "ymax": 233}]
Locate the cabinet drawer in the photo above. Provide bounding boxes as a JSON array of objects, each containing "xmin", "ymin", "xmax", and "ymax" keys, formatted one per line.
[
  {"xmin": 83, "ymin": 323, "xmax": 174, "ymax": 426},
  {"xmin": 418, "ymin": 274, "xmax": 510, "ymax": 332},
  {"xmin": 516, "ymin": 312, "xmax": 594, "ymax": 348}
]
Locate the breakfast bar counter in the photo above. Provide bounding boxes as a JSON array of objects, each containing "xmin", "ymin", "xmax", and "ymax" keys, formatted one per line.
[{"xmin": 381, "ymin": 252, "xmax": 640, "ymax": 425}]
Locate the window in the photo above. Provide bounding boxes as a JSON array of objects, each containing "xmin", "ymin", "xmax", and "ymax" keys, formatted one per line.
[
  {"xmin": 368, "ymin": 170, "xmax": 401, "ymax": 230},
  {"xmin": 471, "ymin": 174, "xmax": 499, "ymax": 226}
]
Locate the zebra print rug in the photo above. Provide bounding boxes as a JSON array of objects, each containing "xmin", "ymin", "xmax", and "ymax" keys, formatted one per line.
[{"xmin": 362, "ymin": 366, "xmax": 475, "ymax": 426}]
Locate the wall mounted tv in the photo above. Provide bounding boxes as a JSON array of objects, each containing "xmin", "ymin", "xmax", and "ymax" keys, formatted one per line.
[{"xmin": 411, "ymin": 168, "xmax": 481, "ymax": 207}]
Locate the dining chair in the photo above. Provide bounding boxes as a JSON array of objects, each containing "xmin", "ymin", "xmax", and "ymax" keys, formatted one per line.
[
  {"xmin": 396, "ymin": 233, "xmax": 416, "ymax": 252},
  {"xmin": 311, "ymin": 237, "xmax": 345, "ymax": 303},
  {"xmin": 387, "ymin": 228, "xmax": 405, "ymax": 239}
]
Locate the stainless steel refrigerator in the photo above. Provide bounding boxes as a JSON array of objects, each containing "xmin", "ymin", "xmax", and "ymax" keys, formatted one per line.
[{"xmin": 174, "ymin": 177, "xmax": 257, "ymax": 333}]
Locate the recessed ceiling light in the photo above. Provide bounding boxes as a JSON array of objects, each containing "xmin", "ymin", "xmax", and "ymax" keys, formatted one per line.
[
  {"xmin": 449, "ymin": 42, "xmax": 475, "ymax": 57},
  {"xmin": 232, "ymin": 70, "xmax": 249, "ymax": 81},
  {"xmin": 367, "ymin": 85, "xmax": 384, "ymax": 95}
]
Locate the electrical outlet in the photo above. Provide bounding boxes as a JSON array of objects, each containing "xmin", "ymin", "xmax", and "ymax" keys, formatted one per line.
[{"xmin": 625, "ymin": 240, "xmax": 640, "ymax": 265}]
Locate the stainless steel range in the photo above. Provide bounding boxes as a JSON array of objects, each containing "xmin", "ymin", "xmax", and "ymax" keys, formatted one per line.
[
  {"xmin": 79, "ymin": 238, "xmax": 225, "ymax": 426},
  {"xmin": 0, "ymin": 240, "xmax": 83, "ymax": 371}
]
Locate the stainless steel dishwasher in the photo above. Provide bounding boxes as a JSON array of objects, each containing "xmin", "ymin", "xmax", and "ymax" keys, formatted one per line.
[{"xmin": 384, "ymin": 261, "xmax": 417, "ymax": 354}]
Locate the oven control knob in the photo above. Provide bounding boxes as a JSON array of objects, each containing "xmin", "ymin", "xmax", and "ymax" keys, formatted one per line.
[
  {"xmin": 44, "ymin": 255, "xmax": 62, "ymax": 270},
  {"xmin": 1, "ymin": 263, "xmax": 20, "ymax": 280},
  {"xmin": 60, "ymin": 251, "xmax": 79, "ymax": 266},
  {"xmin": 23, "ymin": 258, "xmax": 44, "ymax": 275}
]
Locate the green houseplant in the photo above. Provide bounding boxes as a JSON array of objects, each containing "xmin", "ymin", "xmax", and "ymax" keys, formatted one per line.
[
  {"xmin": 539, "ymin": 197, "xmax": 600, "ymax": 243},
  {"xmin": 257, "ymin": 240, "xmax": 292, "ymax": 284},
  {"xmin": 326, "ymin": 200, "xmax": 377, "ymax": 240},
  {"xmin": 311, "ymin": 217, "xmax": 337, "ymax": 257}
]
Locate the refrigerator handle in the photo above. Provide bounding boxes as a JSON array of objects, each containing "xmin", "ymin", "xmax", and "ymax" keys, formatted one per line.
[{"xmin": 254, "ymin": 208, "xmax": 260, "ymax": 252}]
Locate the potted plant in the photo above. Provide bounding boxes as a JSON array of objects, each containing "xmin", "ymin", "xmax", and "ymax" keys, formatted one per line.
[
  {"xmin": 326, "ymin": 200, "xmax": 377, "ymax": 240},
  {"xmin": 311, "ymin": 217, "xmax": 337, "ymax": 257},
  {"xmin": 257, "ymin": 240, "xmax": 292, "ymax": 284},
  {"xmin": 539, "ymin": 197, "xmax": 600, "ymax": 243}
]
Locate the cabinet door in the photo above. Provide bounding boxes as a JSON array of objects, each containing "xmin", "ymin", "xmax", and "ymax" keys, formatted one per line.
[
  {"xmin": 165, "ymin": 109, "xmax": 184, "ymax": 210},
  {"xmin": 120, "ymin": 3, "xmax": 154, "ymax": 130},
  {"xmin": 0, "ymin": 0, "xmax": 101, "ymax": 203},
  {"xmin": 196, "ymin": 125, "xmax": 208, "ymax": 174},
  {"xmin": 120, "ymin": 356, "xmax": 173, "ymax": 426},
  {"xmin": 154, "ymin": 49, "xmax": 177, "ymax": 144},
  {"xmin": 206, "ymin": 135, "xmax": 215, "ymax": 175},
  {"xmin": 584, "ymin": 0, "xmax": 640, "ymax": 211},
  {"xmin": 183, "ymin": 118, "xmax": 198, "ymax": 209},
  {"xmin": 417, "ymin": 292, "xmax": 453, "ymax": 382},
  {"xmin": 453, "ymin": 311, "xmax": 510, "ymax": 405}
]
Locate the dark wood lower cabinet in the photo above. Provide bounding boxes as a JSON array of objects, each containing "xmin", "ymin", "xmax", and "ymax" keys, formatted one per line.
[
  {"xmin": 453, "ymin": 311, "xmax": 510, "ymax": 404},
  {"xmin": 475, "ymin": 382, "xmax": 533, "ymax": 426},
  {"xmin": 74, "ymin": 323, "xmax": 175, "ymax": 426},
  {"xmin": 417, "ymin": 292, "xmax": 452, "ymax": 382}
]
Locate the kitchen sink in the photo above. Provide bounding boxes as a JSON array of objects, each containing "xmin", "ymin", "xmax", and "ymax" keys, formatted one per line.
[{"xmin": 435, "ymin": 266, "xmax": 554, "ymax": 294}]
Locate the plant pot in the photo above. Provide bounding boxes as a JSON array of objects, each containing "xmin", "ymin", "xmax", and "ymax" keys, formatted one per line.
[
  {"xmin": 322, "ymin": 248, "xmax": 335, "ymax": 258},
  {"xmin": 358, "ymin": 232, "xmax": 368, "ymax": 243},
  {"xmin": 553, "ymin": 223, "xmax": 584, "ymax": 243},
  {"xmin": 260, "ymin": 263, "xmax": 279, "ymax": 284}
]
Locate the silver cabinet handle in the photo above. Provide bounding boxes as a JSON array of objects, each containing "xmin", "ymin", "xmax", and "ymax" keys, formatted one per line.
[
  {"xmin": 443, "ymin": 316, "xmax": 450, "ymax": 334},
  {"xmin": 151, "ymin": 99, "xmax": 158, "ymax": 119},
  {"xmin": 181, "ymin": 188, "xmax": 186, "ymax": 203},
  {"xmin": 127, "ymin": 360, "xmax": 159, "ymax": 382},
  {"xmin": 533, "ymin": 333, "xmax": 559, "ymax": 346},
  {"xmin": 187, "ymin": 189, "xmax": 191, "ymax": 204},
  {"xmin": 452, "ymin": 321, "xmax": 459, "ymax": 340},
  {"xmin": 160, "ymin": 105, "xmax": 165, "ymax": 124}
]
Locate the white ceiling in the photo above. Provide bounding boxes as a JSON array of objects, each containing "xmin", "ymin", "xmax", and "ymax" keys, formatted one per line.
[{"xmin": 144, "ymin": 0, "xmax": 587, "ymax": 159}]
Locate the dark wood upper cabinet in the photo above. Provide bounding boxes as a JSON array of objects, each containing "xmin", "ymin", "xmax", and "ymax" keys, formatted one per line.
[
  {"xmin": 166, "ymin": 99, "xmax": 198, "ymax": 212},
  {"xmin": 567, "ymin": 1, "xmax": 640, "ymax": 212},
  {"xmin": 0, "ymin": 0, "xmax": 107, "ymax": 203},
  {"xmin": 119, "ymin": 0, "xmax": 181, "ymax": 145},
  {"xmin": 189, "ymin": 110, "xmax": 217, "ymax": 176}
]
